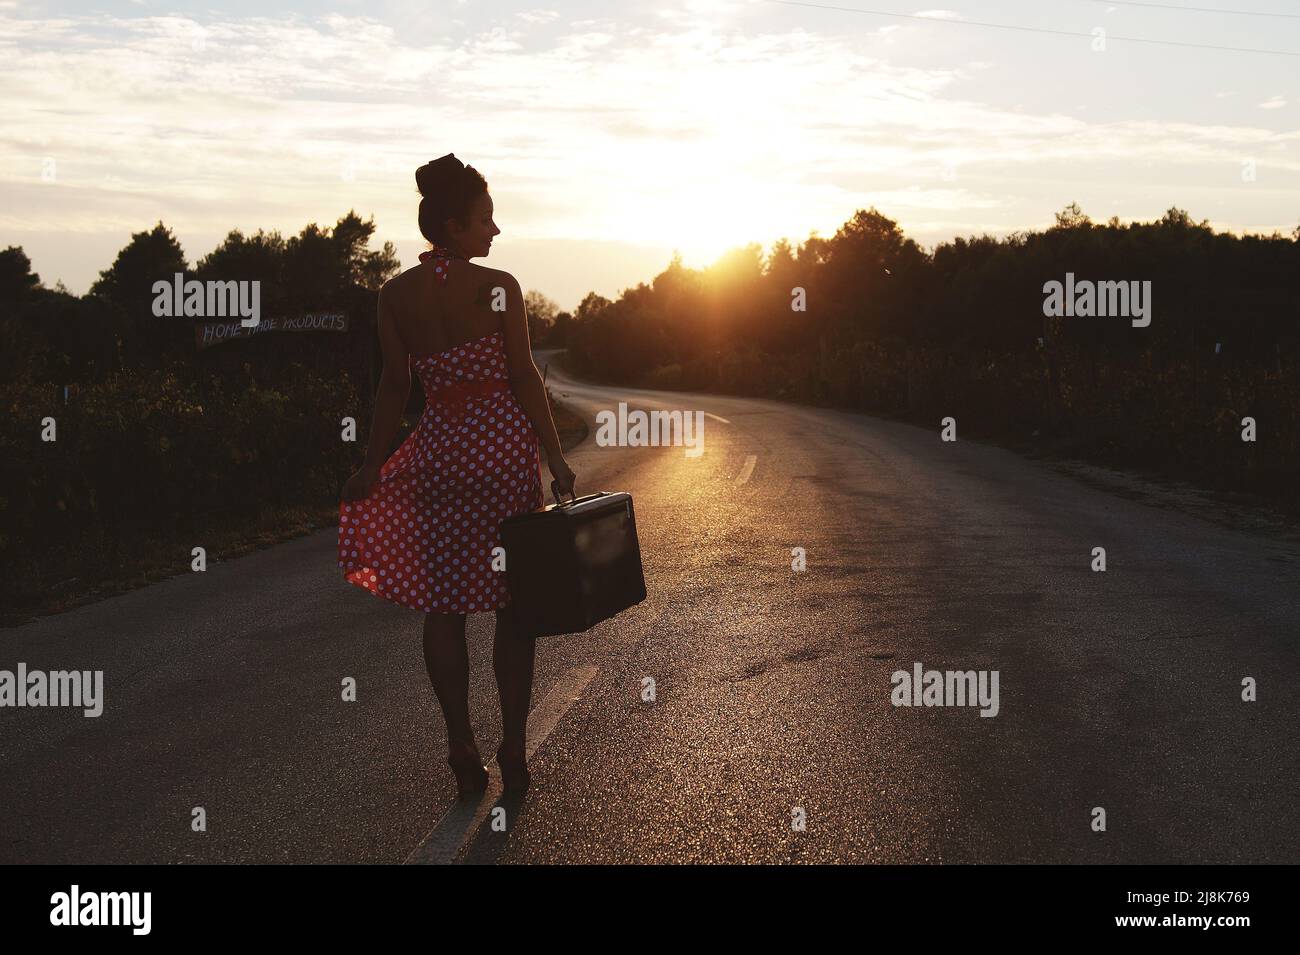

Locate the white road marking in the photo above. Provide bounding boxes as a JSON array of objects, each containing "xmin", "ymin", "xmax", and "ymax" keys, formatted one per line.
[
  {"xmin": 705, "ymin": 412, "xmax": 730, "ymax": 424},
  {"xmin": 735, "ymin": 454, "xmax": 757, "ymax": 486},
  {"xmin": 404, "ymin": 665, "xmax": 600, "ymax": 865}
]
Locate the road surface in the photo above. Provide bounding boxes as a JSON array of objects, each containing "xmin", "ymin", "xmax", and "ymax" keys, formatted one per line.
[{"xmin": 2, "ymin": 350, "xmax": 1297, "ymax": 863}]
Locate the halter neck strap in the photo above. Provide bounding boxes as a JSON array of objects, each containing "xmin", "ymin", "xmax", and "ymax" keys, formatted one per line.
[{"xmin": 418, "ymin": 242, "xmax": 467, "ymax": 270}]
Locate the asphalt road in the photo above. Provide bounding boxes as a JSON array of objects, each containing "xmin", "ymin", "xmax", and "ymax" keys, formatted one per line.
[{"xmin": 3, "ymin": 350, "xmax": 1297, "ymax": 864}]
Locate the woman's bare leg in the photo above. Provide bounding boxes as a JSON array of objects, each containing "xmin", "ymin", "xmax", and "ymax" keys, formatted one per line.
[
  {"xmin": 493, "ymin": 605, "xmax": 536, "ymax": 752},
  {"xmin": 422, "ymin": 611, "xmax": 473, "ymax": 745}
]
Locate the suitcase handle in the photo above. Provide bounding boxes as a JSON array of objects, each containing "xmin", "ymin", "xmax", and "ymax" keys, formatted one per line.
[{"xmin": 550, "ymin": 478, "xmax": 578, "ymax": 507}]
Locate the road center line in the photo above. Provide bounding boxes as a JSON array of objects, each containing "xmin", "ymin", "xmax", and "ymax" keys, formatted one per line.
[
  {"xmin": 735, "ymin": 454, "xmax": 757, "ymax": 486},
  {"xmin": 404, "ymin": 664, "xmax": 600, "ymax": 865}
]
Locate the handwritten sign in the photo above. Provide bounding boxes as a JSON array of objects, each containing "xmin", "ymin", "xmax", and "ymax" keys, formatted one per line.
[{"xmin": 194, "ymin": 313, "xmax": 348, "ymax": 350}]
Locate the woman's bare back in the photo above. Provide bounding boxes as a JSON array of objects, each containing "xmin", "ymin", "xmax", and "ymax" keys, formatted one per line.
[{"xmin": 387, "ymin": 257, "xmax": 508, "ymax": 357}]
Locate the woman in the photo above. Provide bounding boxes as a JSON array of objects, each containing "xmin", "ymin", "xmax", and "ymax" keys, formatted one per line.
[{"xmin": 338, "ymin": 153, "xmax": 576, "ymax": 799}]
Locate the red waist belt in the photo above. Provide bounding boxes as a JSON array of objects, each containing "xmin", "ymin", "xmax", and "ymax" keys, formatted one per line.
[{"xmin": 426, "ymin": 377, "xmax": 512, "ymax": 420}]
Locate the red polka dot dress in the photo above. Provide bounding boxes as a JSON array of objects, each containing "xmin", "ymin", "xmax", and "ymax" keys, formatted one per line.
[{"xmin": 338, "ymin": 244, "xmax": 544, "ymax": 614}]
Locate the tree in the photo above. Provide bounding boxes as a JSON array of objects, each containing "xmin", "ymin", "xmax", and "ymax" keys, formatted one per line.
[
  {"xmin": 196, "ymin": 228, "xmax": 288, "ymax": 315},
  {"xmin": 90, "ymin": 222, "xmax": 187, "ymax": 313},
  {"xmin": 820, "ymin": 208, "xmax": 926, "ymax": 339},
  {"xmin": 1052, "ymin": 201, "xmax": 1092, "ymax": 230},
  {"xmin": 524, "ymin": 289, "xmax": 559, "ymax": 343},
  {"xmin": 574, "ymin": 291, "xmax": 612, "ymax": 323},
  {"xmin": 547, "ymin": 311, "xmax": 573, "ymax": 346},
  {"xmin": 331, "ymin": 210, "xmax": 400, "ymax": 291},
  {"xmin": 278, "ymin": 213, "xmax": 400, "ymax": 307},
  {"xmin": 525, "ymin": 290, "xmax": 558, "ymax": 325},
  {"xmin": 197, "ymin": 228, "xmax": 286, "ymax": 281},
  {"xmin": 1157, "ymin": 206, "xmax": 1210, "ymax": 231},
  {"xmin": 0, "ymin": 244, "xmax": 118, "ymax": 383},
  {"xmin": 89, "ymin": 221, "xmax": 189, "ymax": 368},
  {"xmin": 0, "ymin": 246, "xmax": 41, "ymax": 310}
]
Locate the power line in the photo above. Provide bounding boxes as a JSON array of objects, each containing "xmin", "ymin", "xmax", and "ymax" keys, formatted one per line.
[
  {"xmin": 765, "ymin": 1, "xmax": 1300, "ymax": 57},
  {"xmin": 1089, "ymin": 0, "xmax": 1300, "ymax": 19}
]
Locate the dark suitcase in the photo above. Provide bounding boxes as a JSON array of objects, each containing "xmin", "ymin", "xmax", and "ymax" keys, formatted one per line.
[{"xmin": 500, "ymin": 480, "xmax": 647, "ymax": 638}]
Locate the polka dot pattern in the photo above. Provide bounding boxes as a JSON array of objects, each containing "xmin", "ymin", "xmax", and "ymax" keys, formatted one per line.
[{"xmin": 337, "ymin": 245, "xmax": 543, "ymax": 614}]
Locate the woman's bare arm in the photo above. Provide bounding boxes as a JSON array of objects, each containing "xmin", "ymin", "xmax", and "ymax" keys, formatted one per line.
[{"xmin": 499, "ymin": 275, "xmax": 564, "ymax": 460}]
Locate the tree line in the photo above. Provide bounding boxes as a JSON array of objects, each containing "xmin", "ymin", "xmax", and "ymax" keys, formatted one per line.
[{"xmin": 555, "ymin": 203, "xmax": 1299, "ymax": 505}]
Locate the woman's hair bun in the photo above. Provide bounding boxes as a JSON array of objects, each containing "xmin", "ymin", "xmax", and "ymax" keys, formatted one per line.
[
  {"xmin": 416, "ymin": 153, "xmax": 465, "ymax": 198},
  {"xmin": 415, "ymin": 153, "xmax": 488, "ymax": 247}
]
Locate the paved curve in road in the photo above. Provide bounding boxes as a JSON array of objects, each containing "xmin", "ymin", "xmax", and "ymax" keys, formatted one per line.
[{"xmin": 2, "ymin": 350, "xmax": 1297, "ymax": 863}]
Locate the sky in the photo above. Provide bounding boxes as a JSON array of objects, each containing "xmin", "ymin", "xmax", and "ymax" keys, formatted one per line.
[{"xmin": 1, "ymin": 0, "xmax": 1297, "ymax": 313}]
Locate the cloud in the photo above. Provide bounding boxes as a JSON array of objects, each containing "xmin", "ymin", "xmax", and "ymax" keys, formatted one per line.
[
  {"xmin": 517, "ymin": 9, "xmax": 562, "ymax": 25},
  {"xmin": 2, "ymin": 5, "xmax": 1298, "ymax": 295}
]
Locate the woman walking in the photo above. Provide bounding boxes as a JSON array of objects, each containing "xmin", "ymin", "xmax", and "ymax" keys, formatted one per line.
[{"xmin": 338, "ymin": 153, "xmax": 576, "ymax": 798}]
